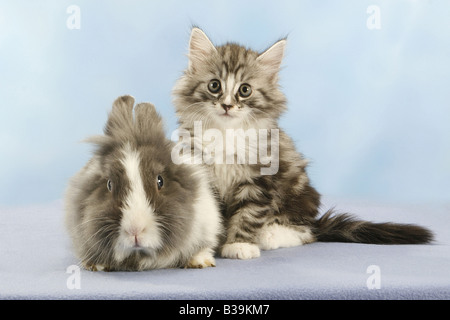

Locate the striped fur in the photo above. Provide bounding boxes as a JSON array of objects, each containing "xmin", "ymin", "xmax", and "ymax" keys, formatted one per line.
[{"xmin": 172, "ymin": 28, "xmax": 433, "ymax": 259}]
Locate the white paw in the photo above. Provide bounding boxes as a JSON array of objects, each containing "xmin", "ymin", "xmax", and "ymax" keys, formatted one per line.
[
  {"xmin": 221, "ymin": 242, "xmax": 261, "ymax": 260},
  {"xmin": 259, "ymin": 228, "xmax": 280, "ymax": 250},
  {"xmin": 187, "ymin": 248, "xmax": 216, "ymax": 269},
  {"xmin": 259, "ymin": 224, "xmax": 315, "ymax": 250}
]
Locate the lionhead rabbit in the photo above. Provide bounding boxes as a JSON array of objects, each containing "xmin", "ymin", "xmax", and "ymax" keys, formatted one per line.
[{"xmin": 65, "ymin": 95, "xmax": 222, "ymax": 271}]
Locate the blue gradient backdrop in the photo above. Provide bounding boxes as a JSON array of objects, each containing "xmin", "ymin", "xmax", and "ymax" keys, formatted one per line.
[{"xmin": 1, "ymin": 0, "xmax": 449, "ymax": 206}]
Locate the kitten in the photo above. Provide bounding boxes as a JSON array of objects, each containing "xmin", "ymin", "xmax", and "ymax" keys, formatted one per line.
[{"xmin": 172, "ymin": 28, "xmax": 433, "ymax": 259}]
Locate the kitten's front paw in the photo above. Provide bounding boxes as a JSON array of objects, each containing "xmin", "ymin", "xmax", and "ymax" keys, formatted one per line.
[
  {"xmin": 221, "ymin": 242, "xmax": 260, "ymax": 260},
  {"xmin": 187, "ymin": 248, "xmax": 216, "ymax": 269}
]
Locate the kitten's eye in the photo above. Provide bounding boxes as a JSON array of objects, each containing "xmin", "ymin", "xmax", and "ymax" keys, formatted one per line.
[
  {"xmin": 107, "ymin": 179, "xmax": 113, "ymax": 192},
  {"xmin": 208, "ymin": 79, "xmax": 221, "ymax": 94},
  {"xmin": 238, "ymin": 83, "xmax": 252, "ymax": 98},
  {"xmin": 157, "ymin": 175, "xmax": 164, "ymax": 190}
]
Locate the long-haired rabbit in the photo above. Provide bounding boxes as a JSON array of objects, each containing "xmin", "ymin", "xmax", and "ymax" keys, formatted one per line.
[{"xmin": 65, "ymin": 95, "xmax": 222, "ymax": 271}]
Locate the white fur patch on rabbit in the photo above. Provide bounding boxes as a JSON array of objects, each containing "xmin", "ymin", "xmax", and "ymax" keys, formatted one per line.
[{"xmin": 114, "ymin": 143, "xmax": 163, "ymax": 263}]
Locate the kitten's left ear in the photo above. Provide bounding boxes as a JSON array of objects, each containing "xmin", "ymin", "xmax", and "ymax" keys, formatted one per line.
[
  {"xmin": 257, "ymin": 39, "xmax": 286, "ymax": 77},
  {"xmin": 188, "ymin": 28, "xmax": 217, "ymax": 72}
]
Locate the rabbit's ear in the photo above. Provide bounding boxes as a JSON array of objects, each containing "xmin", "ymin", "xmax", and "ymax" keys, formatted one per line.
[
  {"xmin": 134, "ymin": 102, "xmax": 165, "ymax": 140},
  {"xmin": 105, "ymin": 95, "xmax": 135, "ymax": 137}
]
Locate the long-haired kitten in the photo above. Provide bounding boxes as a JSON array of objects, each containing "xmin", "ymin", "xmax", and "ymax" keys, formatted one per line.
[{"xmin": 172, "ymin": 28, "xmax": 433, "ymax": 259}]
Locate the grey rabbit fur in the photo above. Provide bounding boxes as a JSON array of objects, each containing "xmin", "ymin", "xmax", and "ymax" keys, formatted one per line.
[{"xmin": 65, "ymin": 95, "xmax": 222, "ymax": 271}]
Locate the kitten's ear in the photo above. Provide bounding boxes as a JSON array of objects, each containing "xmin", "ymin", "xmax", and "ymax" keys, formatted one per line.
[
  {"xmin": 188, "ymin": 28, "xmax": 217, "ymax": 71},
  {"xmin": 257, "ymin": 39, "xmax": 286, "ymax": 77}
]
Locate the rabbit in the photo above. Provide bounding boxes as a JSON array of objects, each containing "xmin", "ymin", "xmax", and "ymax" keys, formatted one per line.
[{"xmin": 65, "ymin": 95, "xmax": 223, "ymax": 271}]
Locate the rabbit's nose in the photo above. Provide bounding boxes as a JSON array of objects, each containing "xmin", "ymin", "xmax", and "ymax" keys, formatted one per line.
[
  {"xmin": 128, "ymin": 231, "xmax": 141, "ymax": 247},
  {"xmin": 127, "ymin": 226, "xmax": 144, "ymax": 238}
]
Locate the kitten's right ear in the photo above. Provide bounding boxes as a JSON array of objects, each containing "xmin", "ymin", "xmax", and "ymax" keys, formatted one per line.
[
  {"xmin": 188, "ymin": 28, "xmax": 217, "ymax": 72},
  {"xmin": 257, "ymin": 39, "xmax": 286, "ymax": 78}
]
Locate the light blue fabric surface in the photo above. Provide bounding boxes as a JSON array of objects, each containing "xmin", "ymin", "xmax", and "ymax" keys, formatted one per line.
[{"xmin": 1, "ymin": 198, "xmax": 449, "ymax": 299}]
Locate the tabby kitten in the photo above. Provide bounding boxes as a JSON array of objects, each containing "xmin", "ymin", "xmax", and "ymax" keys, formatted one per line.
[{"xmin": 172, "ymin": 28, "xmax": 433, "ymax": 259}]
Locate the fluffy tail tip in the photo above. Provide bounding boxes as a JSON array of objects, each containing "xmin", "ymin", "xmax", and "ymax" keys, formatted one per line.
[{"xmin": 314, "ymin": 209, "xmax": 434, "ymax": 245}]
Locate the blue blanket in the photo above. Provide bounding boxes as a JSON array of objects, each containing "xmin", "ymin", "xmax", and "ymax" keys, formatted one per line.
[{"xmin": 1, "ymin": 198, "xmax": 449, "ymax": 299}]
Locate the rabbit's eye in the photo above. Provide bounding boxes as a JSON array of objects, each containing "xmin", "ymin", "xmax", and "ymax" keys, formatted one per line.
[
  {"xmin": 107, "ymin": 179, "xmax": 113, "ymax": 192},
  {"xmin": 157, "ymin": 175, "xmax": 164, "ymax": 190}
]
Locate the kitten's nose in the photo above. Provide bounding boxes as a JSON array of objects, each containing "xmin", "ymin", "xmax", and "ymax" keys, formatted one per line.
[{"xmin": 221, "ymin": 104, "xmax": 233, "ymax": 112}]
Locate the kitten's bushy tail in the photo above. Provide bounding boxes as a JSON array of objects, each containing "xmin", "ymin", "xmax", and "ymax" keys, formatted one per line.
[{"xmin": 314, "ymin": 209, "xmax": 433, "ymax": 244}]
